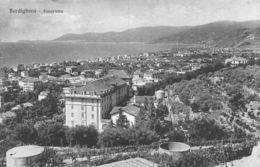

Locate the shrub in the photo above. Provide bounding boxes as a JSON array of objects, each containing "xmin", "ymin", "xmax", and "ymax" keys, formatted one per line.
[
  {"xmin": 98, "ymin": 126, "xmax": 159, "ymax": 147},
  {"xmin": 65, "ymin": 125, "xmax": 98, "ymax": 147}
]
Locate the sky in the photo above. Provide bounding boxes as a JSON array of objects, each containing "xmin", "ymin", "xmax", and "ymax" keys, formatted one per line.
[{"xmin": 0, "ymin": 0, "xmax": 259, "ymax": 42}]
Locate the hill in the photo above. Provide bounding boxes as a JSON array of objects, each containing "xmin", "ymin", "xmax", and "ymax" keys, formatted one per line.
[
  {"xmin": 55, "ymin": 26, "xmax": 190, "ymax": 43},
  {"xmin": 55, "ymin": 20, "xmax": 260, "ymax": 48},
  {"xmin": 153, "ymin": 20, "xmax": 260, "ymax": 48}
]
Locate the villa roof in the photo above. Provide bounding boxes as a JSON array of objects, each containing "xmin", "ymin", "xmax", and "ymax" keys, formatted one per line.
[
  {"xmin": 110, "ymin": 105, "xmax": 140, "ymax": 117},
  {"xmin": 73, "ymin": 76, "xmax": 126, "ymax": 95}
]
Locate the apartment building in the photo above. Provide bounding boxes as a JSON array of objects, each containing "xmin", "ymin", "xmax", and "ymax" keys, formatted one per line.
[
  {"xmin": 18, "ymin": 77, "xmax": 41, "ymax": 91},
  {"xmin": 64, "ymin": 76, "xmax": 129, "ymax": 132}
]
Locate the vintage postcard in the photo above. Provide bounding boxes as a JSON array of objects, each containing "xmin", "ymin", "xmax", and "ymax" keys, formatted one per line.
[{"xmin": 0, "ymin": 0, "xmax": 260, "ymax": 167}]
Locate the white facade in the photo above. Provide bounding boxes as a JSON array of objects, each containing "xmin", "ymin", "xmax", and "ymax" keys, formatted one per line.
[
  {"xmin": 65, "ymin": 96, "xmax": 102, "ymax": 131},
  {"xmin": 18, "ymin": 79, "xmax": 40, "ymax": 92}
]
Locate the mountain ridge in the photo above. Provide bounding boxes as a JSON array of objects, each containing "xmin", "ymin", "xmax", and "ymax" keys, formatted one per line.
[
  {"xmin": 55, "ymin": 20, "xmax": 260, "ymax": 48},
  {"xmin": 55, "ymin": 26, "xmax": 190, "ymax": 43}
]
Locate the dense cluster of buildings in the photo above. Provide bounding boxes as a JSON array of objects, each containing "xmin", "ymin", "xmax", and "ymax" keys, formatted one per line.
[{"xmin": 0, "ymin": 47, "xmax": 257, "ymax": 131}]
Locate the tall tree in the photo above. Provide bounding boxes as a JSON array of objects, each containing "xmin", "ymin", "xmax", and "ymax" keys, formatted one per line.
[
  {"xmin": 116, "ymin": 108, "xmax": 130, "ymax": 129},
  {"xmin": 98, "ymin": 128, "xmax": 126, "ymax": 147},
  {"xmin": 15, "ymin": 123, "xmax": 37, "ymax": 144},
  {"xmin": 229, "ymin": 92, "xmax": 246, "ymax": 112},
  {"xmin": 65, "ymin": 125, "xmax": 98, "ymax": 147},
  {"xmin": 36, "ymin": 122, "xmax": 67, "ymax": 146}
]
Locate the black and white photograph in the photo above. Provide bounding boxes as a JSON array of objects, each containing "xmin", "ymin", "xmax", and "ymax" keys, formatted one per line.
[{"xmin": 0, "ymin": 0, "xmax": 260, "ymax": 166}]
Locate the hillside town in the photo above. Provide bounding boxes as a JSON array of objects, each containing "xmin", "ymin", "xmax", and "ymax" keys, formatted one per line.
[{"xmin": 1, "ymin": 45, "xmax": 260, "ymax": 167}]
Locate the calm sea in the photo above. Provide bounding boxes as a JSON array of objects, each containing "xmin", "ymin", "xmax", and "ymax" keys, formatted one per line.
[{"xmin": 0, "ymin": 41, "xmax": 178, "ymax": 67}]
